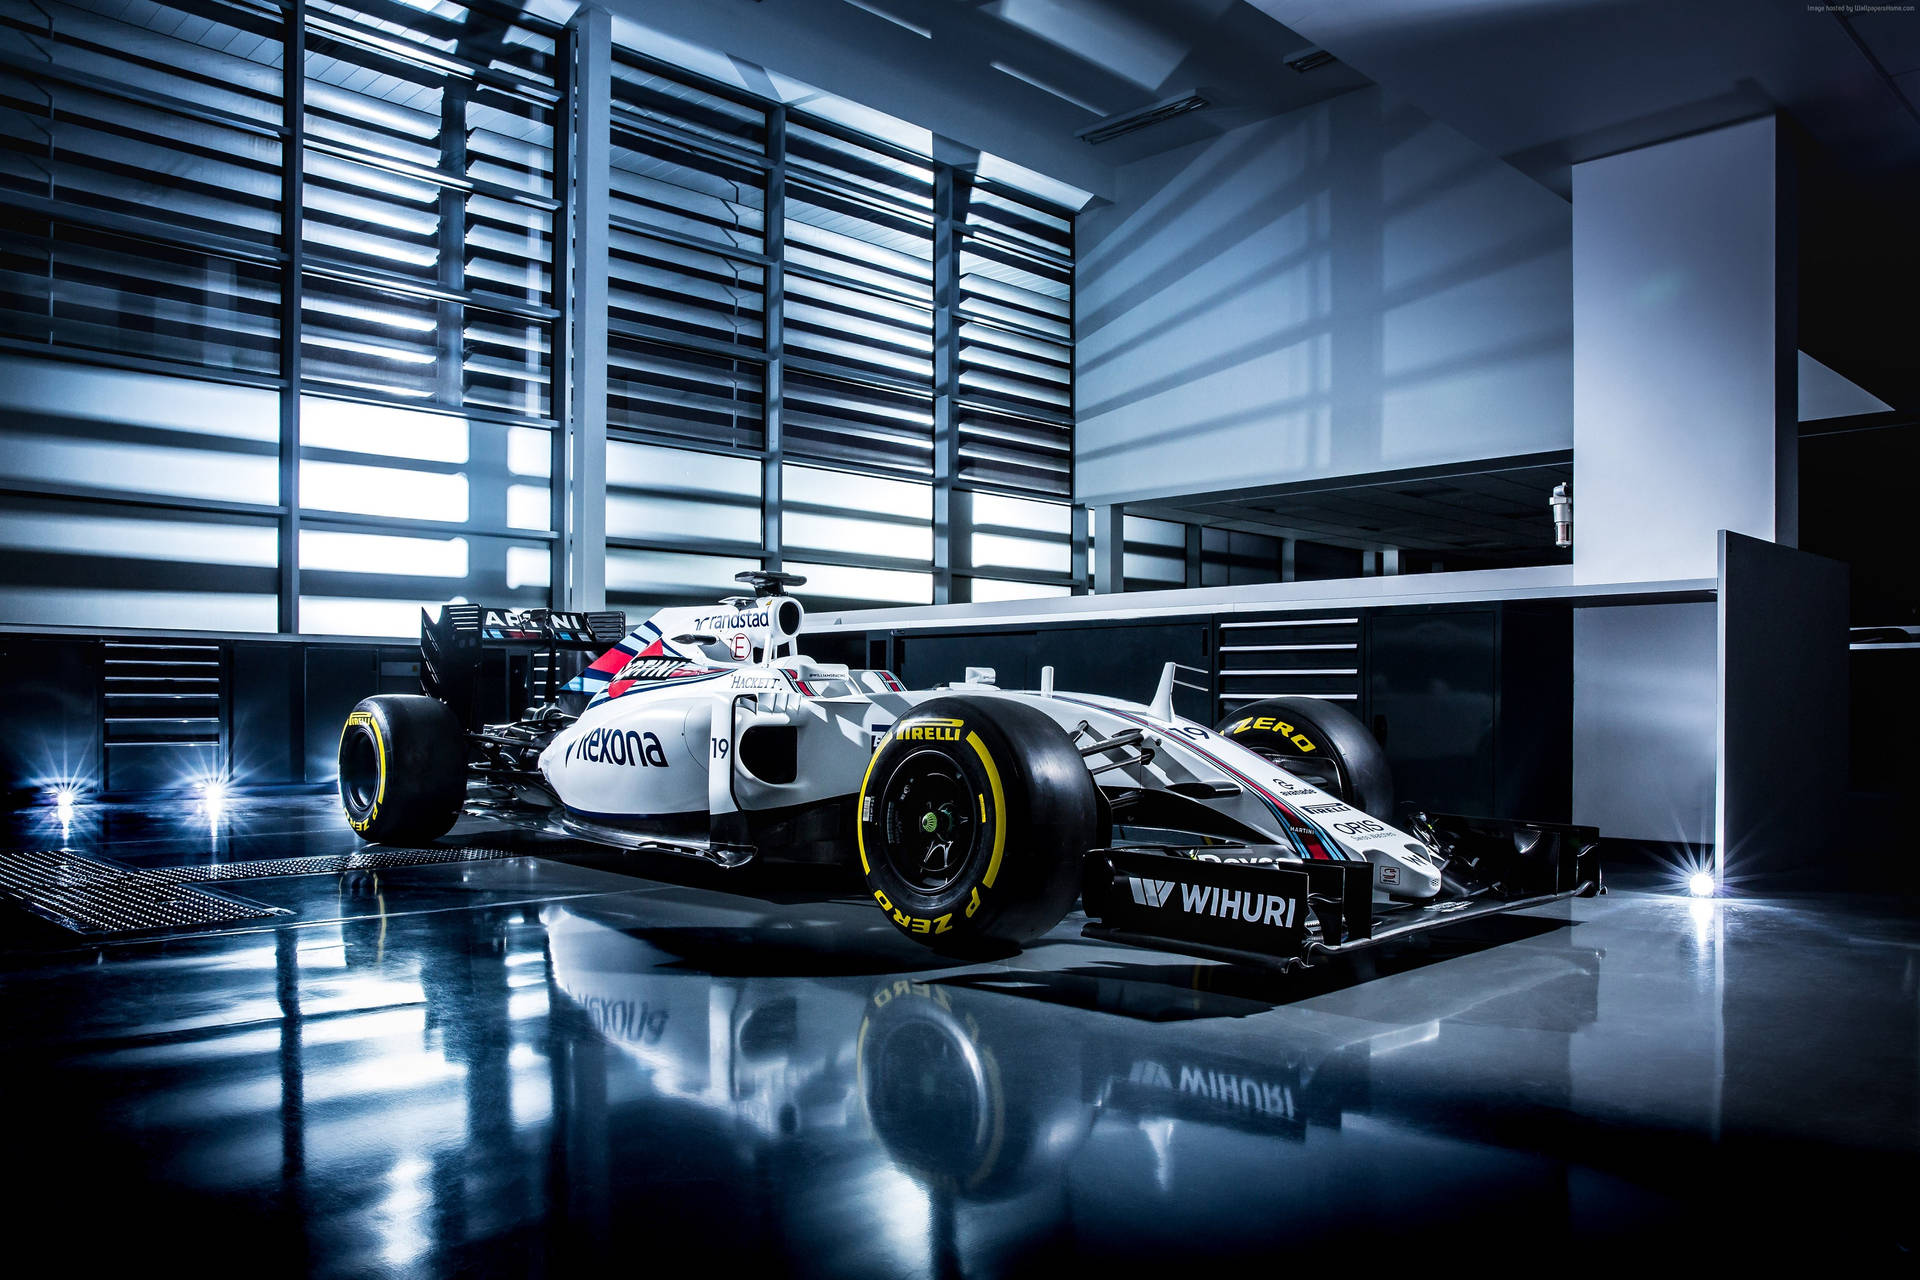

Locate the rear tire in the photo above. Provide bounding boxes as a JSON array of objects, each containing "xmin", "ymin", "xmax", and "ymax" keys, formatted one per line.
[
  {"xmin": 338, "ymin": 694, "xmax": 467, "ymax": 843},
  {"xmin": 1216, "ymin": 696, "xmax": 1393, "ymax": 818},
  {"xmin": 858, "ymin": 696, "xmax": 1097, "ymax": 957}
]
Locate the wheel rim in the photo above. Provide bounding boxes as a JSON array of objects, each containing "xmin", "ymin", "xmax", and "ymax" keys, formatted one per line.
[
  {"xmin": 340, "ymin": 728, "xmax": 380, "ymax": 813},
  {"xmin": 879, "ymin": 749, "xmax": 980, "ymax": 894}
]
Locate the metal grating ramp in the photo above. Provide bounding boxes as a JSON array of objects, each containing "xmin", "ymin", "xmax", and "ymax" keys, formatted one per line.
[
  {"xmin": 0, "ymin": 846, "xmax": 530, "ymax": 936},
  {"xmin": 0, "ymin": 850, "xmax": 284, "ymax": 934},
  {"xmin": 148, "ymin": 845, "xmax": 531, "ymax": 885}
]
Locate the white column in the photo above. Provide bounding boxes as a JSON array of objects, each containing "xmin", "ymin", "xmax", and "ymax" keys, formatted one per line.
[{"xmin": 1571, "ymin": 115, "xmax": 1796, "ymax": 585}]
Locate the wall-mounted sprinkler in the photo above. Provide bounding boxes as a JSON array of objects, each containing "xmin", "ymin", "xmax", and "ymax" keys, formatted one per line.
[{"xmin": 1550, "ymin": 482, "xmax": 1573, "ymax": 549}]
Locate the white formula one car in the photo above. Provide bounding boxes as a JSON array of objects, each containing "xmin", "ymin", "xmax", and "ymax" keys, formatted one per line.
[{"xmin": 338, "ymin": 572, "xmax": 1599, "ymax": 966}]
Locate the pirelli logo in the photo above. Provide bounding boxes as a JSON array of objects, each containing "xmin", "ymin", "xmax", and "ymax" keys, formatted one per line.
[{"xmin": 893, "ymin": 716, "xmax": 963, "ymax": 742}]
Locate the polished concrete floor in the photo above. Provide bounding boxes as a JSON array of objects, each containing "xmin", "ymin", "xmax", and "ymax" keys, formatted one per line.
[{"xmin": 1, "ymin": 793, "xmax": 1915, "ymax": 1274}]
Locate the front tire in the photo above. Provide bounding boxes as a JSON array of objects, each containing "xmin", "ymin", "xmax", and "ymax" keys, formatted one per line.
[
  {"xmin": 858, "ymin": 696, "xmax": 1097, "ymax": 956},
  {"xmin": 1216, "ymin": 696, "xmax": 1394, "ymax": 818},
  {"xmin": 338, "ymin": 694, "xmax": 467, "ymax": 843}
]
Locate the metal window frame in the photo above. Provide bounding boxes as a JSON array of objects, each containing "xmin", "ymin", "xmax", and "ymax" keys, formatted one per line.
[
  {"xmin": 0, "ymin": 0, "xmax": 573, "ymax": 638},
  {"xmin": 594, "ymin": 32, "xmax": 1079, "ymax": 613},
  {"xmin": 1, "ymin": 3, "xmax": 1081, "ymax": 631}
]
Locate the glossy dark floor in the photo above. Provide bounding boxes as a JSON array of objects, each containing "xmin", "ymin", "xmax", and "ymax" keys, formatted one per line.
[{"xmin": 1, "ymin": 794, "xmax": 1914, "ymax": 1274}]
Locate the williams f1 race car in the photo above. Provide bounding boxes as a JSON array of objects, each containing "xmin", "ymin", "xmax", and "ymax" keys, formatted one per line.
[{"xmin": 337, "ymin": 571, "xmax": 1599, "ymax": 968}]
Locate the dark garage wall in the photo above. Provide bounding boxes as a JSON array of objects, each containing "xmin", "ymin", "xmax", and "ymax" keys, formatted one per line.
[
  {"xmin": 8, "ymin": 599, "xmax": 1574, "ymax": 828},
  {"xmin": 872, "ymin": 601, "xmax": 1572, "ymax": 824},
  {"xmin": 0, "ymin": 634, "xmax": 411, "ymax": 799},
  {"xmin": 0, "ymin": 639, "xmax": 101, "ymax": 807},
  {"xmin": 896, "ymin": 622, "xmax": 1214, "ymax": 723}
]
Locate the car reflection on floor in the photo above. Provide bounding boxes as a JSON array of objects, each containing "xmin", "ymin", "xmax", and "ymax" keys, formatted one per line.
[
  {"xmin": 1, "ymin": 793, "xmax": 1915, "ymax": 1271},
  {"xmin": 541, "ymin": 898, "xmax": 1617, "ymax": 1272}
]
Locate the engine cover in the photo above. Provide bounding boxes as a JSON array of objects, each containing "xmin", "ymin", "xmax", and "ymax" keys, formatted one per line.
[{"xmin": 541, "ymin": 694, "xmax": 711, "ymax": 819}]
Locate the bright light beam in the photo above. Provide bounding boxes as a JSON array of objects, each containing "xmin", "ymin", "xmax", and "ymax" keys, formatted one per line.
[{"xmin": 199, "ymin": 777, "xmax": 231, "ymax": 820}]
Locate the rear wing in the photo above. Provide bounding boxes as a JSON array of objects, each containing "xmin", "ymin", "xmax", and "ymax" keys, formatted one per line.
[{"xmin": 421, "ymin": 604, "xmax": 627, "ymax": 728}]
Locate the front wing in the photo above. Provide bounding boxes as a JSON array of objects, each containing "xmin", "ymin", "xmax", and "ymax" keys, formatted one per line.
[{"xmin": 1080, "ymin": 815, "xmax": 1601, "ymax": 971}]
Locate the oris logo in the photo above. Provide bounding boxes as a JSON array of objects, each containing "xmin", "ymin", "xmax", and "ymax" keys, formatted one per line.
[{"xmin": 567, "ymin": 727, "xmax": 670, "ymax": 768}]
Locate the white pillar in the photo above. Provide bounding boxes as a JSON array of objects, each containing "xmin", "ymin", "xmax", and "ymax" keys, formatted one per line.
[{"xmin": 1571, "ymin": 115, "xmax": 1796, "ymax": 585}]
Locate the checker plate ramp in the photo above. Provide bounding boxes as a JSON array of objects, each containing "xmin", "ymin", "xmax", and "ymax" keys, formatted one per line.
[{"xmin": 0, "ymin": 845, "xmax": 525, "ymax": 936}]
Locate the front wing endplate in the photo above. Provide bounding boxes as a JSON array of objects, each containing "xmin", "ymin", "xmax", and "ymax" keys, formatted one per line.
[{"xmin": 1080, "ymin": 844, "xmax": 1595, "ymax": 970}]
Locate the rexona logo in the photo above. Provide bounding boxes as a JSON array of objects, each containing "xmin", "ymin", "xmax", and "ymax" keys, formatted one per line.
[
  {"xmin": 566, "ymin": 727, "xmax": 669, "ymax": 768},
  {"xmin": 570, "ymin": 995, "xmax": 668, "ymax": 1046},
  {"xmin": 894, "ymin": 716, "xmax": 963, "ymax": 743},
  {"xmin": 1127, "ymin": 876, "xmax": 1298, "ymax": 927}
]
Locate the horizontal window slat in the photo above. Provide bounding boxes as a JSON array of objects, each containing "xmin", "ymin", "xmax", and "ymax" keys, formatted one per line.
[
  {"xmin": 611, "ymin": 51, "xmax": 768, "ymax": 152},
  {"xmin": 609, "ymin": 335, "xmax": 765, "ymax": 451}
]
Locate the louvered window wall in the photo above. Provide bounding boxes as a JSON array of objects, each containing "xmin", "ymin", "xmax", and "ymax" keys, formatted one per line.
[
  {"xmin": 0, "ymin": 0, "xmax": 566, "ymax": 636},
  {"xmin": 603, "ymin": 48, "xmax": 1077, "ymax": 613},
  {"xmin": 0, "ymin": 0, "xmax": 286, "ymax": 631},
  {"xmin": 0, "ymin": 10, "xmax": 1079, "ymax": 633},
  {"xmin": 780, "ymin": 117, "xmax": 934, "ymax": 477},
  {"xmin": 296, "ymin": 0, "xmax": 564, "ymax": 636},
  {"xmin": 953, "ymin": 179, "xmax": 1073, "ymax": 500}
]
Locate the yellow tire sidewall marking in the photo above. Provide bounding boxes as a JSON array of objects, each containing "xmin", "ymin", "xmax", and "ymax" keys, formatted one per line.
[
  {"xmin": 855, "ymin": 728, "xmax": 887, "ymax": 876},
  {"xmin": 1227, "ymin": 714, "xmax": 1317, "ymax": 754},
  {"xmin": 965, "ymin": 730, "xmax": 1006, "ymax": 890},
  {"xmin": 856, "ymin": 722, "xmax": 1006, "ymax": 916},
  {"xmin": 340, "ymin": 709, "xmax": 388, "ymax": 832}
]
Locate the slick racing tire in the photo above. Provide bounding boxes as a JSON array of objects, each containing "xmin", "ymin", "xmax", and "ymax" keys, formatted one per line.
[
  {"xmin": 858, "ymin": 696, "xmax": 1097, "ymax": 957},
  {"xmin": 338, "ymin": 694, "xmax": 467, "ymax": 843},
  {"xmin": 1216, "ymin": 696, "xmax": 1393, "ymax": 819}
]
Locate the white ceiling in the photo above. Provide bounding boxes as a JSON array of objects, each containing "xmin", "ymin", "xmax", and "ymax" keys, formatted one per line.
[
  {"xmin": 1245, "ymin": 1, "xmax": 1920, "ymax": 409},
  {"xmin": 599, "ymin": 0, "xmax": 1370, "ymax": 201},
  {"xmin": 1248, "ymin": 0, "xmax": 1920, "ymax": 195}
]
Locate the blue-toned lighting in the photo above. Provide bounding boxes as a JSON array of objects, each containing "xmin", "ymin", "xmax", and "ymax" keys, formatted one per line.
[
  {"xmin": 199, "ymin": 777, "xmax": 231, "ymax": 817},
  {"xmin": 1687, "ymin": 871, "xmax": 1715, "ymax": 898}
]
